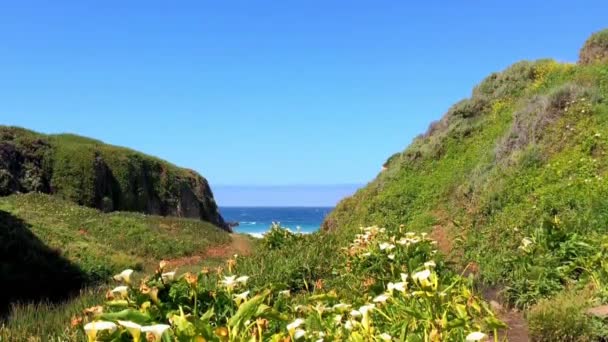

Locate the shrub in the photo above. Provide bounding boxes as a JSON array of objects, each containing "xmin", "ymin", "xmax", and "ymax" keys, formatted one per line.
[
  {"xmin": 527, "ymin": 288, "xmax": 595, "ymax": 342},
  {"xmin": 495, "ymin": 83, "xmax": 598, "ymax": 163},
  {"xmin": 579, "ymin": 29, "xmax": 608, "ymax": 65}
]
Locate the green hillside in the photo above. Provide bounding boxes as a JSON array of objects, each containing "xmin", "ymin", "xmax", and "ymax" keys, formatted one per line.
[
  {"xmin": 323, "ymin": 29, "xmax": 608, "ymax": 336},
  {"xmin": 0, "ymin": 193, "xmax": 230, "ymax": 315},
  {"xmin": 0, "ymin": 126, "xmax": 228, "ymax": 230}
]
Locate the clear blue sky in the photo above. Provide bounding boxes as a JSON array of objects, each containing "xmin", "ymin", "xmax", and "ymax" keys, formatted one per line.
[{"xmin": 1, "ymin": 1, "xmax": 606, "ymax": 190}]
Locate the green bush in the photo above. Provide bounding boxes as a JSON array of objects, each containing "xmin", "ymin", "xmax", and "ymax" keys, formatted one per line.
[
  {"xmin": 579, "ymin": 29, "xmax": 608, "ymax": 65},
  {"xmin": 527, "ymin": 288, "xmax": 595, "ymax": 342}
]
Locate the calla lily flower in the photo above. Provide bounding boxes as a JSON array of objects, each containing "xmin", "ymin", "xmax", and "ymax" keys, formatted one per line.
[
  {"xmin": 373, "ymin": 293, "xmax": 390, "ymax": 303},
  {"xmin": 233, "ymin": 290, "xmax": 250, "ymax": 305},
  {"xmin": 141, "ymin": 324, "xmax": 171, "ymax": 341},
  {"xmin": 286, "ymin": 318, "xmax": 304, "ymax": 332},
  {"xmin": 161, "ymin": 271, "xmax": 176, "ymax": 282},
  {"xmin": 236, "ymin": 275, "xmax": 249, "ymax": 284},
  {"xmin": 424, "ymin": 261, "xmax": 436, "ymax": 268},
  {"xmin": 118, "ymin": 320, "xmax": 141, "ymax": 341},
  {"xmin": 279, "ymin": 290, "xmax": 291, "ymax": 297},
  {"xmin": 465, "ymin": 331, "xmax": 487, "ymax": 341},
  {"xmin": 113, "ymin": 269, "xmax": 134, "ymax": 284},
  {"xmin": 388, "ymin": 254, "xmax": 395, "ymax": 260},
  {"xmin": 379, "ymin": 332, "xmax": 392, "ymax": 341},
  {"xmin": 294, "ymin": 328, "xmax": 306, "ymax": 339},
  {"xmin": 379, "ymin": 242, "xmax": 395, "ymax": 251},
  {"xmin": 110, "ymin": 285, "xmax": 129, "ymax": 299},
  {"xmin": 84, "ymin": 321, "xmax": 117, "ymax": 342},
  {"xmin": 387, "ymin": 282, "xmax": 406, "ymax": 293},
  {"xmin": 221, "ymin": 275, "xmax": 237, "ymax": 290},
  {"xmin": 412, "ymin": 269, "xmax": 431, "ymax": 282},
  {"xmin": 358, "ymin": 304, "xmax": 374, "ymax": 315}
]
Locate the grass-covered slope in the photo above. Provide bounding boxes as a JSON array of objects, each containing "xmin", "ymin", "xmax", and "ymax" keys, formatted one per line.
[
  {"xmin": 325, "ymin": 29, "xmax": 608, "ymax": 317},
  {"xmin": 0, "ymin": 193, "xmax": 231, "ymax": 314},
  {"xmin": 0, "ymin": 126, "xmax": 228, "ymax": 230}
]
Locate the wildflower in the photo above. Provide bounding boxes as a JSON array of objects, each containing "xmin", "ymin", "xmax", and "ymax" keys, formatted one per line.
[
  {"xmin": 388, "ymin": 254, "xmax": 395, "ymax": 260},
  {"xmin": 465, "ymin": 331, "xmax": 487, "ymax": 341},
  {"xmin": 221, "ymin": 275, "xmax": 237, "ymax": 290},
  {"xmin": 184, "ymin": 272, "xmax": 198, "ymax": 286},
  {"xmin": 140, "ymin": 284, "xmax": 159, "ymax": 303},
  {"xmin": 379, "ymin": 333, "xmax": 392, "ymax": 341},
  {"xmin": 233, "ymin": 290, "xmax": 250, "ymax": 305},
  {"xmin": 373, "ymin": 293, "xmax": 390, "ymax": 303},
  {"xmin": 412, "ymin": 269, "xmax": 431, "ymax": 282},
  {"xmin": 84, "ymin": 321, "xmax": 117, "ymax": 342},
  {"xmin": 358, "ymin": 304, "xmax": 374, "ymax": 316},
  {"xmin": 118, "ymin": 320, "xmax": 142, "ymax": 341},
  {"xmin": 141, "ymin": 324, "xmax": 171, "ymax": 341},
  {"xmin": 110, "ymin": 285, "xmax": 129, "ymax": 299},
  {"xmin": 424, "ymin": 261, "xmax": 436, "ymax": 268},
  {"xmin": 287, "ymin": 318, "xmax": 305, "ymax": 333},
  {"xmin": 158, "ymin": 260, "xmax": 168, "ymax": 271},
  {"xmin": 520, "ymin": 237, "xmax": 533, "ymax": 250},
  {"xmin": 400, "ymin": 273, "xmax": 408, "ymax": 282},
  {"xmin": 294, "ymin": 329, "xmax": 306, "ymax": 339},
  {"xmin": 113, "ymin": 269, "xmax": 134, "ymax": 284},
  {"xmin": 161, "ymin": 271, "xmax": 176, "ymax": 282},
  {"xmin": 387, "ymin": 282, "xmax": 406, "ymax": 293},
  {"xmin": 70, "ymin": 315, "xmax": 83, "ymax": 328},
  {"xmin": 379, "ymin": 242, "xmax": 395, "ymax": 251},
  {"xmin": 236, "ymin": 275, "xmax": 249, "ymax": 284}
]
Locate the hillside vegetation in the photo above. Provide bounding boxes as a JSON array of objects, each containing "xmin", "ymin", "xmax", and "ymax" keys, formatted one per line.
[
  {"xmin": 322, "ymin": 30, "xmax": 608, "ymax": 339},
  {"xmin": 0, "ymin": 193, "xmax": 231, "ymax": 316},
  {"xmin": 0, "ymin": 126, "xmax": 228, "ymax": 230}
]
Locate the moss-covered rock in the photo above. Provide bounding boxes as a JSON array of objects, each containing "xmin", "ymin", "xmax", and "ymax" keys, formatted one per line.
[
  {"xmin": 0, "ymin": 126, "xmax": 229, "ymax": 231},
  {"xmin": 579, "ymin": 29, "xmax": 608, "ymax": 65}
]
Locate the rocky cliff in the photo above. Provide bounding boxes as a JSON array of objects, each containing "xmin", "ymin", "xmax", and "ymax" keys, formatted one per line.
[{"xmin": 0, "ymin": 126, "xmax": 229, "ymax": 231}]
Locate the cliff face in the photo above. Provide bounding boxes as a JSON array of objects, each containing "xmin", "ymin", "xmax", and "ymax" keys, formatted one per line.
[{"xmin": 0, "ymin": 126, "xmax": 229, "ymax": 231}]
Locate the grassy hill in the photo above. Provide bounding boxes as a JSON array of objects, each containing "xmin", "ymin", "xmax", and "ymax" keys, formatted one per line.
[
  {"xmin": 0, "ymin": 193, "xmax": 231, "ymax": 315},
  {"xmin": 0, "ymin": 126, "xmax": 228, "ymax": 230},
  {"xmin": 322, "ymin": 30, "xmax": 608, "ymax": 338}
]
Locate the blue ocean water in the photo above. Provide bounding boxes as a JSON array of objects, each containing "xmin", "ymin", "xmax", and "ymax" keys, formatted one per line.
[{"xmin": 220, "ymin": 207, "xmax": 333, "ymax": 237}]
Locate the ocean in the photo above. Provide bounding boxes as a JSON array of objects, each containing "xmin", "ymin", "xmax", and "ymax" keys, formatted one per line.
[{"xmin": 220, "ymin": 207, "xmax": 333, "ymax": 237}]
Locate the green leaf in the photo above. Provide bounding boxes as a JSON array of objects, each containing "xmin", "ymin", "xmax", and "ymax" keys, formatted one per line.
[{"xmin": 99, "ymin": 309, "xmax": 152, "ymax": 325}]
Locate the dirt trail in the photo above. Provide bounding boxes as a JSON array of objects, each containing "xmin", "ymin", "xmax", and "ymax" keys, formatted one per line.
[
  {"xmin": 483, "ymin": 288, "xmax": 530, "ymax": 342},
  {"xmin": 430, "ymin": 211, "xmax": 530, "ymax": 341},
  {"xmin": 165, "ymin": 234, "xmax": 253, "ymax": 268}
]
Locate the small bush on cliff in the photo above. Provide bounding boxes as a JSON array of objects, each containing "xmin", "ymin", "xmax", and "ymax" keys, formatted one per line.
[{"xmin": 579, "ymin": 29, "xmax": 608, "ymax": 65}]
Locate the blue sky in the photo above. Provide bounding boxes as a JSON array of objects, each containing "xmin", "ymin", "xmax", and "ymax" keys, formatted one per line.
[{"xmin": 1, "ymin": 1, "xmax": 607, "ymax": 204}]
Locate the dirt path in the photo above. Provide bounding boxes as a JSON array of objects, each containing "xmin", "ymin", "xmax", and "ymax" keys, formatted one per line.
[
  {"xmin": 430, "ymin": 211, "xmax": 530, "ymax": 341},
  {"xmin": 165, "ymin": 234, "xmax": 253, "ymax": 268},
  {"xmin": 483, "ymin": 288, "xmax": 530, "ymax": 342}
]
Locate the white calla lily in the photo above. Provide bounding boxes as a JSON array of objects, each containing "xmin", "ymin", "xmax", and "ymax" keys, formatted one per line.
[
  {"xmin": 113, "ymin": 269, "xmax": 134, "ymax": 284},
  {"xmin": 141, "ymin": 324, "xmax": 171, "ymax": 341},
  {"xmin": 84, "ymin": 321, "xmax": 117, "ymax": 342},
  {"xmin": 465, "ymin": 331, "xmax": 487, "ymax": 341}
]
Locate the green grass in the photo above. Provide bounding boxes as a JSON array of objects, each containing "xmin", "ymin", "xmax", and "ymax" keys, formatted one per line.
[{"xmin": 324, "ymin": 33, "xmax": 608, "ymax": 338}]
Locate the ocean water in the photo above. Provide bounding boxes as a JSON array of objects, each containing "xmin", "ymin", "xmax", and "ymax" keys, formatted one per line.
[{"xmin": 220, "ymin": 207, "xmax": 333, "ymax": 238}]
